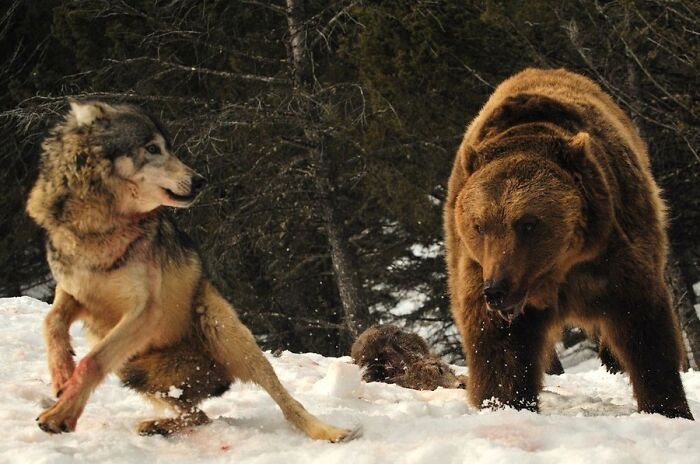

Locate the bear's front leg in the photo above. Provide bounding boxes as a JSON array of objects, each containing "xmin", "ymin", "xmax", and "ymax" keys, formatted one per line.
[
  {"xmin": 463, "ymin": 308, "xmax": 555, "ymax": 411},
  {"xmin": 599, "ymin": 275, "xmax": 693, "ymax": 420}
]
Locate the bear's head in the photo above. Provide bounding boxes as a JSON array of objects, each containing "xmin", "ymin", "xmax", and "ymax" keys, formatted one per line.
[{"xmin": 454, "ymin": 132, "xmax": 612, "ymax": 321}]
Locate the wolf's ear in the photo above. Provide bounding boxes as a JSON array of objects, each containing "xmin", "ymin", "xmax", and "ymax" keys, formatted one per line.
[
  {"xmin": 561, "ymin": 132, "xmax": 613, "ymax": 257},
  {"xmin": 458, "ymin": 141, "xmax": 482, "ymax": 176},
  {"xmin": 68, "ymin": 99, "xmax": 105, "ymax": 126}
]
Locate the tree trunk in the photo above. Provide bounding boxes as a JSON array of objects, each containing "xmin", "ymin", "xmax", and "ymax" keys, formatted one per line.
[{"xmin": 285, "ymin": 0, "xmax": 370, "ymax": 342}]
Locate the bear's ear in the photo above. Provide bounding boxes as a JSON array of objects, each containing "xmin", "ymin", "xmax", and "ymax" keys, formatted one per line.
[
  {"xmin": 561, "ymin": 132, "xmax": 603, "ymax": 187},
  {"xmin": 458, "ymin": 142, "xmax": 482, "ymax": 176},
  {"xmin": 68, "ymin": 99, "xmax": 107, "ymax": 126},
  {"xmin": 561, "ymin": 132, "xmax": 613, "ymax": 259}
]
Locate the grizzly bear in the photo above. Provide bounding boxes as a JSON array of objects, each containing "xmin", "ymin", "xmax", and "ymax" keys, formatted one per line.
[{"xmin": 443, "ymin": 68, "xmax": 692, "ymax": 419}]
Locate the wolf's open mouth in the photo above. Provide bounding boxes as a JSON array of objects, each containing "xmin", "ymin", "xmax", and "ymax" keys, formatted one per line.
[{"xmin": 163, "ymin": 187, "xmax": 195, "ymax": 203}]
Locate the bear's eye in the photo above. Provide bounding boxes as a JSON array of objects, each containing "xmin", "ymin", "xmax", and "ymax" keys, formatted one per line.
[
  {"xmin": 474, "ymin": 224, "xmax": 484, "ymax": 236},
  {"xmin": 516, "ymin": 217, "xmax": 539, "ymax": 235},
  {"xmin": 145, "ymin": 144, "xmax": 161, "ymax": 155}
]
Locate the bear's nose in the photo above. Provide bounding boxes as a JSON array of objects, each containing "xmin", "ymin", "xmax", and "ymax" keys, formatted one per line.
[{"xmin": 483, "ymin": 278, "xmax": 510, "ymax": 310}]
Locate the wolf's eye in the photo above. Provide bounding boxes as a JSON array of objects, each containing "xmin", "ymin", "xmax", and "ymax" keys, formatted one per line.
[{"xmin": 145, "ymin": 144, "xmax": 161, "ymax": 155}]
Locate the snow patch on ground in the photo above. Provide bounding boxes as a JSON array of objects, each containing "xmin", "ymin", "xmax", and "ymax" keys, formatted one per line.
[{"xmin": 2, "ymin": 296, "xmax": 700, "ymax": 463}]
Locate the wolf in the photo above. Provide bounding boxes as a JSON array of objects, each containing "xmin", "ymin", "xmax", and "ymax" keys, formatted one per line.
[
  {"xmin": 350, "ymin": 325, "xmax": 467, "ymax": 390},
  {"xmin": 26, "ymin": 100, "xmax": 354, "ymax": 439}
]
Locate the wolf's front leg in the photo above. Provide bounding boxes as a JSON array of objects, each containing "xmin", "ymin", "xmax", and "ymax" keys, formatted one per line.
[
  {"xmin": 37, "ymin": 296, "xmax": 159, "ymax": 433},
  {"xmin": 44, "ymin": 288, "xmax": 83, "ymax": 396}
]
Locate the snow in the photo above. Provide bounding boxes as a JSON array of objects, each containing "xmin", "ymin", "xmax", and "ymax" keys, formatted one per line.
[
  {"xmin": 2, "ymin": 296, "xmax": 700, "ymax": 464},
  {"xmin": 410, "ymin": 242, "xmax": 442, "ymax": 259},
  {"xmin": 386, "ymin": 289, "xmax": 428, "ymax": 317},
  {"xmin": 167, "ymin": 386, "xmax": 184, "ymax": 399}
]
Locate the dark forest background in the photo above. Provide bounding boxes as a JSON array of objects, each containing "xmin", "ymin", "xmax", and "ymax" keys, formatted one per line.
[{"xmin": 1, "ymin": 0, "xmax": 698, "ymax": 363}]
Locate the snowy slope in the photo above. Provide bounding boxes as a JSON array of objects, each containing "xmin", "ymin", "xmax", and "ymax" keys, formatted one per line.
[{"xmin": 1, "ymin": 297, "xmax": 700, "ymax": 464}]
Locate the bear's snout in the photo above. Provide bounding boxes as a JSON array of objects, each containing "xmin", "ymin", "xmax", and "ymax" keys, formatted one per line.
[
  {"xmin": 483, "ymin": 277, "xmax": 527, "ymax": 322},
  {"xmin": 483, "ymin": 278, "xmax": 510, "ymax": 310}
]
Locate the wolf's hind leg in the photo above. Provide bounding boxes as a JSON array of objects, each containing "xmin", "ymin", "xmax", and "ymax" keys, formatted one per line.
[{"xmin": 198, "ymin": 283, "xmax": 354, "ymax": 442}]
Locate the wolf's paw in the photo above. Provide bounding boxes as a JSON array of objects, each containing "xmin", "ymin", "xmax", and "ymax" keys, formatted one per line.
[
  {"xmin": 307, "ymin": 422, "xmax": 360, "ymax": 443},
  {"xmin": 336, "ymin": 425, "xmax": 362, "ymax": 442},
  {"xmin": 138, "ymin": 419, "xmax": 179, "ymax": 437},
  {"xmin": 36, "ymin": 400, "xmax": 81, "ymax": 434},
  {"xmin": 138, "ymin": 410, "xmax": 210, "ymax": 436}
]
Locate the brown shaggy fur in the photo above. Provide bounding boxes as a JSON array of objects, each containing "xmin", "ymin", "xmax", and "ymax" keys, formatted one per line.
[
  {"xmin": 27, "ymin": 101, "xmax": 355, "ymax": 440},
  {"xmin": 444, "ymin": 68, "xmax": 692, "ymax": 419},
  {"xmin": 351, "ymin": 325, "xmax": 467, "ymax": 390}
]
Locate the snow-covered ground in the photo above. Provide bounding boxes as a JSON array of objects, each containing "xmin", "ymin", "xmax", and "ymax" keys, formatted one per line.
[{"xmin": 2, "ymin": 297, "xmax": 700, "ymax": 464}]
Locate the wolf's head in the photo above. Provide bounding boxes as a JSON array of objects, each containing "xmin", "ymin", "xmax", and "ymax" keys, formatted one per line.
[
  {"xmin": 30, "ymin": 100, "xmax": 205, "ymax": 225},
  {"xmin": 69, "ymin": 100, "xmax": 206, "ymax": 213}
]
